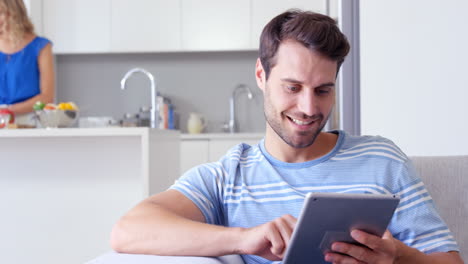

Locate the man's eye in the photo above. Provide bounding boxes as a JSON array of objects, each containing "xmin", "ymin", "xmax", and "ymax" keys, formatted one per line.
[
  {"xmin": 316, "ymin": 88, "xmax": 330, "ymax": 95},
  {"xmin": 287, "ymin": 85, "xmax": 300, "ymax": 92}
]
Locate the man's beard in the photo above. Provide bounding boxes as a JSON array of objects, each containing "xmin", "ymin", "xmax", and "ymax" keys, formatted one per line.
[
  {"xmin": 264, "ymin": 91, "xmax": 329, "ymax": 149},
  {"xmin": 266, "ymin": 112, "xmax": 328, "ymax": 148}
]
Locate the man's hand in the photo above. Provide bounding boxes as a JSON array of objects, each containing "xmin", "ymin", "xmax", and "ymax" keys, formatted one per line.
[
  {"xmin": 324, "ymin": 230, "xmax": 399, "ymax": 264},
  {"xmin": 237, "ymin": 214, "xmax": 297, "ymax": 260}
]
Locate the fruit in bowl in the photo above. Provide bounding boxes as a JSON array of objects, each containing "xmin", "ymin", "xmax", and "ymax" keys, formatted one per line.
[
  {"xmin": 0, "ymin": 107, "xmax": 15, "ymax": 129},
  {"xmin": 34, "ymin": 101, "xmax": 79, "ymax": 128}
]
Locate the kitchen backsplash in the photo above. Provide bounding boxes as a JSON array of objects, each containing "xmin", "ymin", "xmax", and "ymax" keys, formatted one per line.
[{"xmin": 56, "ymin": 51, "xmax": 265, "ymax": 133}]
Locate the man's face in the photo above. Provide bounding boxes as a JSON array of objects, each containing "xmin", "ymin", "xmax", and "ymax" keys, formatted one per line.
[{"xmin": 256, "ymin": 40, "xmax": 337, "ymax": 148}]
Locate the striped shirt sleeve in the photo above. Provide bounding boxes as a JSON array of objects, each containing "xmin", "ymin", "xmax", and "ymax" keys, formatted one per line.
[
  {"xmin": 170, "ymin": 162, "xmax": 227, "ymax": 226},
  {"xmin": 390, "ymin": 160, "xmax": 460, "ymax": 254}
]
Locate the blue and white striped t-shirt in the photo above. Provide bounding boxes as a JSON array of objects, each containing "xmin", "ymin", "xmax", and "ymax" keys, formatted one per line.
[{"xmin": 171, "ymin": 130, "xmax": 459, "ymax": 264}]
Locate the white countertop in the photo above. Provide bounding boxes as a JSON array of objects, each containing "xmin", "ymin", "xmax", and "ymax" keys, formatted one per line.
[
  {"xmin": 181, "ymin": 132, "xmax": 264, "ymax": 140},
  {"xmin": 0, "ymin": 127, "xmax": 262, "ymax": 140},
  {"xmin": 0, "ymin": 127, "xmax": 179, "ymax": 138}
]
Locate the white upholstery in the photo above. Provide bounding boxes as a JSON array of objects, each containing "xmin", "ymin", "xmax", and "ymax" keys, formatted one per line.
[
  {"xmin": 87, "ymin": 156, "xmax": 467, "ymax": 263},
  {"xmin": 86, "ymin": 253, "xmax": 244, "ymax": 264},
  {"xmin": 410, "ymin": 156, "xmax": 467, "ymax": 261}
]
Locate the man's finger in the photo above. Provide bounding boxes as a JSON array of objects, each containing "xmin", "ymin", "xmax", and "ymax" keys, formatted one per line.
[
  {"xmin": 271, "ymin": 217, "xmax": 294, "ymax": 257},
  {"xmin": 331, "ymin": 242, "xmax": 375, "ymax": 263},
  {"xmin": 382, "ymin": 230, "xmax": 394, "ymax": 239},
  {"xmin": 282, "ymin": 214, "xmax": 297, "ymax": 228},
  {"xmin": 277, "ymin": 214, "xmax": 297, "ymax": 252},
  {"xmin": 265, "ymin": 222, "xmax": 285, "ymax": 257},
  {"xmin": 325, "ymin": 251, "xmax": 366, "ymax": 264},
  {"xmin": 351, "ymin": 229, "xmax": 384, "ymax": 251}
]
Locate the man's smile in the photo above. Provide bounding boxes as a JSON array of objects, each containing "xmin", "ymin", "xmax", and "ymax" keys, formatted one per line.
[
  {"xmin": 284, "ymin": 114, "xmax": 322, "ymax": 129},
  {"xmin": 289, "ymin": 117, "xmax": 314, "ymax": 125}
]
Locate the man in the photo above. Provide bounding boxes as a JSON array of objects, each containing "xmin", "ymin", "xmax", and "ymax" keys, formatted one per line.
[{"xmin": 111, "ymin": 10, "xmax": 462, "ymax": 264}]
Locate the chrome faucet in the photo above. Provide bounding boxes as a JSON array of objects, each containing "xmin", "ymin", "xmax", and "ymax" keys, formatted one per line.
[
  {"xmin": 227, "ymin": 84, "xmax": 254, "ymax": 133},
  {"xmin": 120, "ymin": 68, "xmax": 158, "ymax": 129}
]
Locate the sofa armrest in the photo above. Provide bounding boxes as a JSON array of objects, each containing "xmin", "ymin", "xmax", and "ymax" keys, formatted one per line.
[{"xmin": 86, "ymin": 252, "xmax": 245, "ymax": 264}]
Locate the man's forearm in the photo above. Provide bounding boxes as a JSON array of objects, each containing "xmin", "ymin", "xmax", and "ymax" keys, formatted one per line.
[
  {"xmin": 396, "ymin": 240, "xmax": 463, "ymax": 264},
  {"xmin": 110, "ymin": 202, "xmax": 243, "ymax": 256}
]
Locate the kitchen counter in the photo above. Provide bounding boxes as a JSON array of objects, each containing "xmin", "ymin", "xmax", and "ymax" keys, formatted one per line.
[
  {"xmin": 181, "ymin": 132, "xmax": 264, "ymax": 140},
  {"xmin": 0, "ymin": 127, "xmax": 179, "ymax": 264},
  {"xmin": 0, "ymin": 127, "xmax": 176, "ymax": 137},
  {"xmin": 0, "ymin": 128, "xmax": 263, "ymax": 138}
]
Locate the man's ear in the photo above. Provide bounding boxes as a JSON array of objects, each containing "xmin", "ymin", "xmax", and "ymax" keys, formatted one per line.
[{"xmin": 255, "ymin": 58, "xmax": 266, "ymax": 92}]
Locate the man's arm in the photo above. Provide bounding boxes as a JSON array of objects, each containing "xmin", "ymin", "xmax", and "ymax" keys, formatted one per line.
[
  {"xmin": 110, "ymin": 189, "xmax": 296, "ymax": 259},
  {"xmin": 396, "ymin": 244, "xmax": 463, "ymax": 264},
  {"xmin": 325, "ymin": 230, "xmax": 464, "ymax": 264}
]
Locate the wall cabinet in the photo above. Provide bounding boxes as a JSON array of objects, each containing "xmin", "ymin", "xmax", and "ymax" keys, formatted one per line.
[
  {"xmin": 24, "ymin": 0, "xmax": 43, "ymax": 35},
  {"xmin": 180, "ymin": 134, "xmax": 263, "ymax": 174},
  {"xmin": 251, "ymin": 0, "xmax": 327, "ymax": 48},
  {"xmin": 43, "ymin": 0, "xmax": 111, "ymax": 53},
  {"xmin": 38, "ymin": 0, "xmax": 327, "ymax": 54},
  {"xmin": 181, "ymin": 0, "xmax": 250, "ymax": 51},
  {"xmin": 180, "ymin": 139, "xmax": 209, "ymax": 174},
  {"xmin": 111, "ymin": 0, "xmax": 181, "ymax": 52}
]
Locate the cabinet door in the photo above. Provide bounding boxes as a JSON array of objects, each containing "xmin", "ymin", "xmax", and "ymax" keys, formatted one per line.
[
  {"xmin": 181, "ymin": 0, "xmax": 250, "ymax": 51},
  {"xmin": 209, "ymin": 139, "xmax": 261, "ymax": 162},
  {"xmin": 251, "ymin": 0, "xmax": 326, "ymax": 49},
  {"xmin": 111, "ymin": 0, "xmax": 181, "ymax": 52},
  {"xmin": 180, "ymin": 140, "xmax": 209, "ymax": 175},
  {"xmin": 24, "ymin": 0, "xmax": 43, "ymax": 35},
  {"xmin": 42, "ymin": 0, "xmax": 111, "ymax": 53}
]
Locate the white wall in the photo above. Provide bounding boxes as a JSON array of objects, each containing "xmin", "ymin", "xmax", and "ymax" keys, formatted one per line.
[{"xmin": 360, "ymin": 0, "xmax": 468, "ymax": 156}]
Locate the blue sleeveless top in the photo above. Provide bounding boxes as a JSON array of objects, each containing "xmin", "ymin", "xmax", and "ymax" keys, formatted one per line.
[{"xmin": 0, "ymin": 36, "xmax": 52, "ymax": 104}]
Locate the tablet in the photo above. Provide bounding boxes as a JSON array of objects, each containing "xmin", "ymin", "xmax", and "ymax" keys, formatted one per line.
[{"xmin": 283, "ymin": 192, "xmax": 400, "ymax": 264}]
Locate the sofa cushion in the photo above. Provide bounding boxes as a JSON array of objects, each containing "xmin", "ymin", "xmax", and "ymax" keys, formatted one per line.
[
  {"xmin": 86, "ymin": 252, "xmax": 245, "ymax": 264},
  {"xmin": 410, "ymin": 156, "xmax": 468, "ymax": 261}
]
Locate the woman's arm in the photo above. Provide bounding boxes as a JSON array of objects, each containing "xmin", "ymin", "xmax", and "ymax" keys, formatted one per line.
[{"xmin": 9, "ymin": 43, "xmax": 55, "ymax": 114}]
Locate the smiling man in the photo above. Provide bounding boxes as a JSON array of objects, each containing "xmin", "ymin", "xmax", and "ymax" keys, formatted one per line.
[
  {"xmin": 259, "ymin": 39, "xmax": 339, "ymax": 162},
  {"xmin": 110, "ymin": 10, "xmax": 463, "ymax": 264}
]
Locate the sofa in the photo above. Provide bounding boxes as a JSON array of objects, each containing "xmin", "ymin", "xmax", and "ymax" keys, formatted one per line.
[{"xmin": 87, "ymin": 156, "xmax": 467, "ymax": 263}]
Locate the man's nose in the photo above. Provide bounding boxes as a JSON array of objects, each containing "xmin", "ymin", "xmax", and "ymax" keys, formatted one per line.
[{"xmin": 297, "ymin": 91, "xmax": 319, "ymax": 117}]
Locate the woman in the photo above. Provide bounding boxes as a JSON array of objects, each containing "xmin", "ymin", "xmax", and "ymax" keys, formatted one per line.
[{"xmin": 0, "ymin": 0, "xmax": 54, "ymax": 126}]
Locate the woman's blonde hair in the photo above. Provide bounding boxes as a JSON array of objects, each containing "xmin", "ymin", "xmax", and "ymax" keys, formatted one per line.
[{"xmin": 0, "ymin": 0, "xmax": 35, "ymax": 47}]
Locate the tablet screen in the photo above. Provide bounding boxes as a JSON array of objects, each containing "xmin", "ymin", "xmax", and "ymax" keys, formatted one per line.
[{"xmin": 283, "ymin": 192, "xmax": 400, "ymax": 264}]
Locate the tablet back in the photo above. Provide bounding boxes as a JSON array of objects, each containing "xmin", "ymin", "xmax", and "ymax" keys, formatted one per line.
[{"xmin": 283, "ymin": 192, "xmax": 400, "ymax": 264}]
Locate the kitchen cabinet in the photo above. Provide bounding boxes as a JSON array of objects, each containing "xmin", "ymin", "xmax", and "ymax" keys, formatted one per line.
[
  {"xmin": 180, "ymin": 133, "xmax": 263, "ymax": 174},
  {"xmin": 24, "ymin": 0, "xmax": 43, "ymax": 35},
  {"xmin": 181, "ymin": 0, "xmax": 251, "ymax": 51},
  {"xmin": 39, "ymin": 0, "xmax": 329, "ymax": 53},
  {"xmin": 180, "ymin": 139, "xmax": 210, "ymax": 174},
  {"xmin": 111, "ymin": 0, "xmax": 181, "ymax": 52},
  {"xmin": 251, "ymin": 0, "xmax": 327, "ymax": 48},
  {"xmin": 42, "ymin": 0, "xmax": 111, "ymax": 53},
  {"xmin": 0, "ymin": 128, "xmax": 179, "ymax": 264}
]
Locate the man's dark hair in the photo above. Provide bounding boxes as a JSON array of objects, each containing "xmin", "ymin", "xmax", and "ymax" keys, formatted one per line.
[{"xmin": 259, "ymin": 9, "xmax": 350, "ymax": 79}]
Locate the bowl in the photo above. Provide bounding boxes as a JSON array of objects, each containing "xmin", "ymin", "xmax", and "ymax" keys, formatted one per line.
[{"xmin": 35, "ymin": 109, "xmax": 79, "ymax": 128}]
